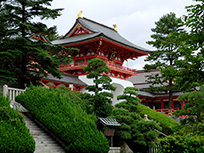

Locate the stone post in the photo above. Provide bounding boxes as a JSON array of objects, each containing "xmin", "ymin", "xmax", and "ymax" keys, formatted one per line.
[
  {"xmin": 3, "ymin": 84, "xmax": 8, "ymax": 97},
  {"xmin": 69, "ymin": 84, "xmax": 74, "ymax": 91}
]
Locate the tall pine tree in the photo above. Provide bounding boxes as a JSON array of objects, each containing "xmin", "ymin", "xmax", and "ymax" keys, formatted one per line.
[
  {"xmin": 175, "ymin": 0, "xmax": 204, "ymax": 91},
  {"xmin": 144, "ymin": 12, "xmax": 185, "ymax": 109},
  {"xmin": 0, "ymin": 0, "xmax": 73, "ymax": 88}
]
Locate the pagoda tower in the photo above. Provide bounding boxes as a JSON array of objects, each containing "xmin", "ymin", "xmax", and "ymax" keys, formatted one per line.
[{"xmin": 50, "ymin": 12, "xmax": 149, "ymax": 105}]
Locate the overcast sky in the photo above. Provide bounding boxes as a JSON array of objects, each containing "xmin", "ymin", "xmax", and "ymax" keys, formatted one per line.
[{"xmin": 44, "ymin": 0, "xmax": 197, "ymax": 70}]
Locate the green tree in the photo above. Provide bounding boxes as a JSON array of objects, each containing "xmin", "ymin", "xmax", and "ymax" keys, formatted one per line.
[
  {"xmin": 110, "ymin": 87, "xmax": 162, "ymax": 153},
  {"xmin": 175, "ymin": 0, "xmax": 204, "ymax": 91},
  {"xmin": 83, "ymin": 58, "xmax": 116, "ymax": 117},
  {"xmin": 174, "ymin": 83, "xmax": 204, "ymax": 124},
  {"xmin": 144, "ymin": 12, "xmax": 185, "ymax": 109},
  {"xmin": 116, "ymin": 87, "xmax": 141, "ymax": 112},
  {"xmin": 0, "ymin": 0, "xmax": 73, "ymax": 87}
]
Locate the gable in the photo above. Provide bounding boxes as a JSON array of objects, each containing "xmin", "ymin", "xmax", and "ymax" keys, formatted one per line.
[{"xmin": 67, "ymin": 24, "xmax": 91, "ymax": 38}]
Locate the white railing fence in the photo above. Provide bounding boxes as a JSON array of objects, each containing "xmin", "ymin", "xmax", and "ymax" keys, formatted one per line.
[{"xmin": 3, "ymin": 84, "xmax": 27, "ymax": 111}]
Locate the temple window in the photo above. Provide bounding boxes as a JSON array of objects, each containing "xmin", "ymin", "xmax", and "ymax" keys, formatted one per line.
[
  {"xmin": 87, "ymin": 52, "xmax": 90, "ymax": 55},
  {"xmin": 115, "ymin": 63, "xmax": 121, "ymax": 68},
  {"xmin": 164, "ymin": 102, "xmax": 168, "ymax": 109},
  {"xmin": 174, "ymin": 102, "xmax": 181, "ymax": 109},
  {"xmin": 154, "ymin": 103, "xmax": 161, "ymax": 109},
  {"xmin": 142, "ymin": 102, "xmax": 146, "ymax": 106},
  {"xmin": 86, "ymin": 58, "xmax": 92, "ymax": 62},
  {"xmin": 75, "ymin": 60, "xmax": 84, "ymax": 64}
]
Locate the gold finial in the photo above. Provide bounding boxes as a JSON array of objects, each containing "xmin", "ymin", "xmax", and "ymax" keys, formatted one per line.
[
  {"xmin": 77, "ymin": 10, "xmax": 83, "ymax": 18},
  {"xmin": 113, "ymin": 24, "xmax": 117, "ymax": 31}
]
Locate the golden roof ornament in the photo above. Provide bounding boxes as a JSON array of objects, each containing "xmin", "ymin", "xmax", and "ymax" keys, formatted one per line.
[
  {"xmin": 77, "ymin": 10, "xmax": 83, "ymax": 18},
  {"xmin": 113, "ymin": 24, "xmax": 117, "ymax": 32}
]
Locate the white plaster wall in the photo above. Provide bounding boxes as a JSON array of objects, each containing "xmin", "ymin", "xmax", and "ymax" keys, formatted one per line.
[
  {"xmin": 78, "ymin": 75, "xmax": 134, "ymax": 105},
  {"xmin": 111, "ymin": 77, "xmax": 134, "ymax": 105}
]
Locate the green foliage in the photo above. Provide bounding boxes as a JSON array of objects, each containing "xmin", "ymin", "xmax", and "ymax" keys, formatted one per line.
[
  {"xmin": 0, "ymin": 96, "xmax": 10, "ymax": 107},
  {"xmin": 174, "ymin": 84, "xmax": 204, "ymax": 124},
  {"xmin": 158, "ymin": 135, "xmax": 204, "ymax": 153},
  {"xmin": 145, "ymin": 12, "xmax": 185, "ymax": 108},
  {"xmin": 0, "ymin": 0, "xmax": 75, "ymax": 87},
  {"xmin": 109, "ymin": 87, "xmax": 162, "ymax": 153},
  {"xmin": 117, "ymin": 87, "xmax": 141, "ymax": 112},
  {"xmin": 16, "ymin": 86, "xmax": 109, "ymax": 153},
  {"xmin": 0, "ymin": 96, "xmax": 35, "ymax": 153},
  {"xmin": 83, "ymin": 58, "xmax": 116, "ymax": 117},
  {"xmin": 174, "ymin": 1, "xmax": 204, "ymax": 90}
]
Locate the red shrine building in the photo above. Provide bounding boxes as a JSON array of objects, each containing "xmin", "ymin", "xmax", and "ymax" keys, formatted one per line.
[
  {"xmin": 41, "ymin": 12, "xmax": 183, "ymax": 113},
  {"xmin": 128, "ymin": 70, "xmax": 185, "ymax": 115}
]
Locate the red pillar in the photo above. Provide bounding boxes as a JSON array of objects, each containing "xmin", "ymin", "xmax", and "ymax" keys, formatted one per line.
[{"xmin": 161, "ymin": 99, "xmax": 164, "ymax": 109}]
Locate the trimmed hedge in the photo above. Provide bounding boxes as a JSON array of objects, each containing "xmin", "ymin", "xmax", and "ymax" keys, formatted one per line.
[
  {"xmin": 0, "ymin": 96, "xmax": 35, "ymax": 153},
  {"xmin": 138, "ymin": 104, "xmax": 178, "ymax": 134},
  {"xmin": 16, "ymin": 86, "xmax": 109, "ymax": 153}
]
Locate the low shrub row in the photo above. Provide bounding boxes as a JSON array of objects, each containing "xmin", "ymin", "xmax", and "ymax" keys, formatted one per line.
[
  {"xmin": 138, "ymin": 104, "xmax": 178, "ymax": 134},
  {"xmin": 0, "ymin": 96, "xmax": 35, "ymax": 153},
  {"xmin": 16, "ymin": 86, "xmax": 109, "ymax": 153}
]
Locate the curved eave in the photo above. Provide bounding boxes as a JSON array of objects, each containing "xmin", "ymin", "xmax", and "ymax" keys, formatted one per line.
[
  {"xmin": 54, "ymin": 34, "xmax": 149, "ymax": 56},
  {"xmin": 101, "ymin": 35, "xmax": 149, "ymax": 56}
]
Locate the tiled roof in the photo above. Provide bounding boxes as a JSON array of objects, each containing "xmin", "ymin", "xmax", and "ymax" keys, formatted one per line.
[
  {"xmin": 52, "ymin": 17, "xmax": 150, "ymax": 54},
  {"xmin": 97, "ymin": 118, "xmax": 121, "ymax": 127},
  {"xmin": 44, "ymin": 73, "xmax": 87, "ymax": 86},
  {"xmin": 136, "ymin": 91, "xmax": 155, "ymax": 98}
]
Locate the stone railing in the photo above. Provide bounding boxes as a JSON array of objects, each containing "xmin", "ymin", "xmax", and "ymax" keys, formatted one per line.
[{"xmin": 3, "ymin": 84, "xmax": 27, "ymax": 111}]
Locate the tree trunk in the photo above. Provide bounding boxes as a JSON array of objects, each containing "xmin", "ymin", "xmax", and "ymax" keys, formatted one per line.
[
  {"xmin": 168, "ymin": 89, "xmax": 173, "ymax": 109},
  {"xmin": 19, "ymin": 1, "xmax": 27, "ymax": 88},
  {"xmin": 168, "ymin": 79, "xmax": 173, "ymax": 109}
]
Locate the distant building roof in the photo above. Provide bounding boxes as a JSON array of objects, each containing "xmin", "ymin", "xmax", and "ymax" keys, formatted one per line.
[
  {"xmin": 97, "ymin": 118, "xmax": 121, "ymax": 127},
  {"xmin": 44, "ymin": 73, "xmax": 87, "ymax": 86},
  {"xmin": 52, "ymin": 17, "xmax": 150, "ymax": 54},
  {"xmin": 128, "ymin": 69, "xmax": 183, "ymax": 98}
]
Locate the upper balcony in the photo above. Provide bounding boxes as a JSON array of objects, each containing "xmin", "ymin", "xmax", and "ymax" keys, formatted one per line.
[{"xmin": 59, "ymin": 61, "xmax": 136, "ymax": 79}]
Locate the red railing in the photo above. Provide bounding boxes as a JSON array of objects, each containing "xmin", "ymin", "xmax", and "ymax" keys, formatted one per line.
[
  {"xmin": 59, "ymin": 62, "xmax": 86, "ymax": 69},
  {"xmin": 155, "ymin": 109, "xmax": 188, "ymax": 118},
  {"xmin": 59, "ymin": 62, "xmax": 136, "ymax": 73}
]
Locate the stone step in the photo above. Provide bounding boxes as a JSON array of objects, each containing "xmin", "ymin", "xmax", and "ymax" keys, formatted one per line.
[{"xmin": 24, "ymin": 115, "xmax": 66, "ymax": 153}]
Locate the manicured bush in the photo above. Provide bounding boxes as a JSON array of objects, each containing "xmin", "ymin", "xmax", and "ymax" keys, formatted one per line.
[
  {"xmin": 16, "ymin": 86, "xmax": 109, "ymax": 153},
  {"xmin": 138, "ymin": 104, "xmax": 178, "ymax": 134},
  {"xmin": 0, "ymin": 96, "xmax": 35, "ymax": 153}
]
